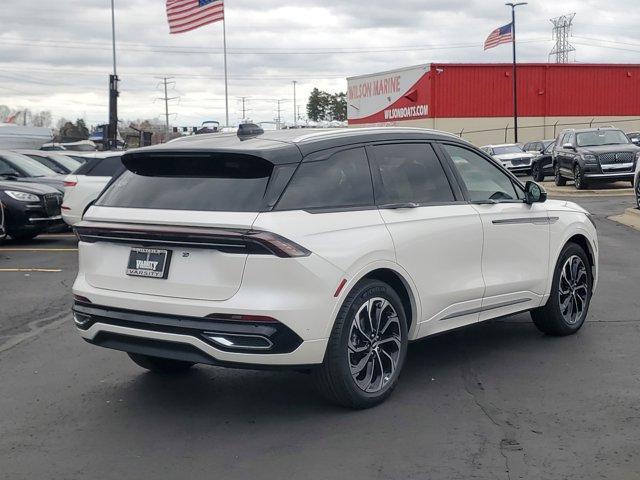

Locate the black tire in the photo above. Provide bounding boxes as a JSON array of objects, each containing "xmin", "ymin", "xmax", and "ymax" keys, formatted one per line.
[
  {"xmin": 532, "ymin": 162, "xmax": 545, "ymax": 182},
  {"xmin": 128, "ymin": 353, "xmax": 195, "ymax": 374},
  {"xmin": 313, "ymin": 279, "xmax": 408, "ymax": 409},
  {"xmin": 554, "ymin": 164, "xmax": 567, "ymax": 186},
  {"xmin": 635, "ymin": 177, "xmax": 640, "ymax": 209},
  {"xmin": 574, "ymin": 164, "xmax": 587, "ymax": 190},
  {"xmin": 531, "ymin": 242, "xmax": 593, "ymax": 336},
  {"xmin": 10, "ymin": 231, "xmax": 39, "ymax": 242}
]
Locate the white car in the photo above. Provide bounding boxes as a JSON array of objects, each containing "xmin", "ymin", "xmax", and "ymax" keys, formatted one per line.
[
  {"xmin": 72, "ymin": 127, "xmax": 598, "ymax": 408},
  {"xmin": 481, "ymin": 144, "xmax": 536, "ymax": 174},
  {"xmin": 61, "ymin": 152, "xmax": 123, "ymax": 226}
]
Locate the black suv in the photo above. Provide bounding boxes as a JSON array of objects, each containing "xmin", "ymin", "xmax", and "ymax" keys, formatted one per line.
[
  {"xmin": 0, "ymin": 181, "xmax": 64, "ymax": 242},
  {"xmin": 553, "ymin": 128, "xmax": 640, "ymax": 190}
]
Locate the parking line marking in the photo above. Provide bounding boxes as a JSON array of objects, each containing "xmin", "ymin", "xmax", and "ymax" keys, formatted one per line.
[
  {"xmin": 0, "ymin": 268, "xmax": 62, "ymax": 273},
  {"xmin": 0, "ymin": 248, "xmax": 78, "ymax": 252}
]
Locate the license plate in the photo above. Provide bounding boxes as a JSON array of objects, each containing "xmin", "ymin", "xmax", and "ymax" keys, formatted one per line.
[{"xmin": 126, "ymin": 248, "xmax": 172, "ymax": 279}]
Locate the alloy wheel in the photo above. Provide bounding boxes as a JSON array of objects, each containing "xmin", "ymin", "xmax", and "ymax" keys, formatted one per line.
[
  {"xmin": 348, "ymin": 298, "xmax": 402, "ymax": 393},
  {"xmin": 635, "ymin": 177, "xmax": 640, "ymax": 209},
  {"xmin": 558, "ymin": 255, "xmax": 589, "ymax": 325},
  {"xmin": 574, "ymin": 166, "xmax": 582, "ymax": 189}
]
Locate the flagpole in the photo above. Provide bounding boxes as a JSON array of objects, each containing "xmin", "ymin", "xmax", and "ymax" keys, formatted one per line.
[
  {"xmin": 506, "ymin": 2, "xmax": 527, "ymax": 143},
  {"xmin": 222, "ymin": 12, "xmax": 229, "ymax": 128}
]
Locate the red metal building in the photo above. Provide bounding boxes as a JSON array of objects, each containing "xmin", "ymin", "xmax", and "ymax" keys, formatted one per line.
[{"xmin": 347, "ymin": 63, "xmax": 640, "ymax": 143}]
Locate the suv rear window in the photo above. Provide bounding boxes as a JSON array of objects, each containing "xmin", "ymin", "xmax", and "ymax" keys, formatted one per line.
[
  {"xmin": 87, "ymin": 156, "xmax": 123, "ymax": 177},
  {"xmin": 96, "ymin": 154, "xmax": 274, "ymax": 212}
]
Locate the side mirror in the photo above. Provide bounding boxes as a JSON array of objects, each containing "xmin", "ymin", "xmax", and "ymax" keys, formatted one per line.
[
  {"xmin": 631, "ymin": 138, "xmax": 639, "ymax": 144},
  {"xmin": 524, "ymin": 181, "xmax": 547, "ymax": 204},
  {"xmin": 563, "ymin": 143, "xmax": 575, "ymax": 150}
]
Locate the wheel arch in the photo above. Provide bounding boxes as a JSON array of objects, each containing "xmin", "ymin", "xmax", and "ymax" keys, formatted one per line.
[
  {"xmin": 328, "ymin": 262, "xmax": 421, "ymax": 340},
  {"xmin": 555, "ymin": 231, "xmax": 597, "ymax": 292}
]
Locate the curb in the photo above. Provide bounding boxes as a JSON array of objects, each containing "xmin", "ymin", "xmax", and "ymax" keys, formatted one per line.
[{"xmin": 608, "ymin": 208, "xmax": 640, "ymax": 231}]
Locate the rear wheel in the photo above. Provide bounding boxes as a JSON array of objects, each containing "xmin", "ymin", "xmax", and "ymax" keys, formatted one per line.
[
  {"xmin": 574, "ymin": 165, "xmax": 588, "ymax": 190},
  {"xmin": 314, "ymin": 279, "xmax": 408, "ymax": 409},
  {"xmin": 531, "ymin": 242, "xmax": 592, "ymax": 336},
  {"xmin": 531, "ymin": 162, "xmax": 545, "ymax": 182},
  {"xmin": 128, "ymin": 353, "xmax": 195, "ymax": 374},
  {"xmin": 554, "ymin": 165, "xmax": 566, "ymax": 186}
]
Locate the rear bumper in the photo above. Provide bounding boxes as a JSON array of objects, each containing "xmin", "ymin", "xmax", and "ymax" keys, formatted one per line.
[{"xmin": 74, "ymin": 303, "xmax": 328, "ymax": 368}]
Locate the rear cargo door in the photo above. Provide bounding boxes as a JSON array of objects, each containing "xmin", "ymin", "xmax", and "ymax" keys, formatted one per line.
[{"xmin": 79, "ymin": 153, "xmax": 280, "ymax": 302}]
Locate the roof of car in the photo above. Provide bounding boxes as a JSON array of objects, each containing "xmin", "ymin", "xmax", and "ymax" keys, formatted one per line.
[
  {"xmin": 125, "ymin": 127, "xmax": 466, "ymax": 163},
  {"xmin": 559, "ymin": 127, "xmax": 622, "ymax": 134},
  {"xmin": 481, "ymin": 144, "xmax": 520, "ymax": 148}
]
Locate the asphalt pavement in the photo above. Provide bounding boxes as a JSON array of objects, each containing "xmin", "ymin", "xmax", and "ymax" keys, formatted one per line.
[{"xmin": 1, "ymin": 195, "xmax": 639, "ymax": 480}]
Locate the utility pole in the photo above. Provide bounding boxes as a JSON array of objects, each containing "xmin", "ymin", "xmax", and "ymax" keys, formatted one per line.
[
  {"xmin": 292, "ymin": 81, "xmax": 298, "ymax": 127},
  {"xmin": 238, "ymin": 96, "xmax": 248, "ymax": 121},
  {"xmin": 506, "ymin": 2, "xmax": 527, "ymax": 144},
  {"xmin": 108, "ymin": 0, "xmax": 119, "ymax": 150},
  {"xmin": 549, "ymin": 14, "xmax": 576, "ymax": 63},
  {"xmin": 156, "ymin": 77, "xmax": 179, "ymax": 141},
  {"xmin": 276, "ymin": 99, "xmax": 284, "ymax": 129}
]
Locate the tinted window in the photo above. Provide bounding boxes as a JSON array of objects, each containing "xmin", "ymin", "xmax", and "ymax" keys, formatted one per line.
[
  {"xmin": 0, "ymin": 159, "xmax": 20, "ymax": 176},
  {"xmin": 87, "ymin": 156, "xmax": 123, "ymax": 177},
  {"xmin": 97, "ymin": 154, "xmax": 274, "ymax": 212},
  {"xmin": 370, "ymin": 143, "xmax": 454, "ymax": 205},
  {"xmin": 443, "ymin": 144, "xmax": 523, "ymax": 203},
  {"xmin": 26, "ymin": 154, "xmax": 66, "ymax": 174},
  {"xmin": 276, "ymin": 148, "xmax": 373, "ymax": 211},
  {"xmin": 1, "ymin": 152, "xmax": 56, "ymax": 177}
]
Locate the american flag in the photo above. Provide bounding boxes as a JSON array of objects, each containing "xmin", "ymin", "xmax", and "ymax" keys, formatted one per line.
[
  {"xmin": 166, "ymin": 0, "xmax": 224, "ymax": 35},
  {"xmin": 484, "ymin": 23, "xmax": 513, "ymax": 50}
]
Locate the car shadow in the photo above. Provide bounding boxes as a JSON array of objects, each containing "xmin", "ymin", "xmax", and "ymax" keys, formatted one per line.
[{"xmin": 106, "ymin": 312, "xmax": 557, "ymax": 421}]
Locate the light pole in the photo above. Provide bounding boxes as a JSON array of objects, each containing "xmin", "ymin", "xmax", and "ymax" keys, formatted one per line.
[
  {"xmin": 108, "ymin": 0, "xmax": 119, "ymax": 150},
  {"xmin": 506, "ymin": 2, "xmax": 527, "ymax": 143}
]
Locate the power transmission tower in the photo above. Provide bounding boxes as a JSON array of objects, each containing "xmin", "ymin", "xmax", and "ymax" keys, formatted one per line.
[
  {"xmin": 549, "ymin": 14, "xmax": 576, "ymax": 63},
  {"xmin": 155, "ymin": 77, "xmax": 179, "ymax": 141},
  {"xmin": 275, "ymin": 99, "xmax": 286, "ymax": 129}
]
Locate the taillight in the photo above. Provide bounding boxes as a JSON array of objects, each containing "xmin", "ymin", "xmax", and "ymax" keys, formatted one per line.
[
  {"xmin": 64, "ymin": 181, "xmax": 77, "ymax": 187},
  {"xmin": 246, "ymin": 231, "xmax": 311, "ymax": 258}
]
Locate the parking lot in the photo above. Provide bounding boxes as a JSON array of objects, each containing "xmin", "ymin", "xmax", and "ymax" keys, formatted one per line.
[{"xmin": 1, "ymin": 189, "xmax": 639, "ymax": 480}]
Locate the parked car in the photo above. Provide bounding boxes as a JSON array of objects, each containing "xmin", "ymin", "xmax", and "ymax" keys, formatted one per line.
[
  {"xmin": 72, "ymin": 127, "xmax": 598, "ymax": 409},
  {"xmin": 0, "ymin": 150, "xmax": 65, "ymax": 192},
  {"xmin": 15, "ymin": 149, "xmax": 82, "ymax": 174},
  {"xmin": 553, "ymin": 127, "xmax": 640, "ymax": 190},
  {"xmin": 0, "ymin": 180, "xmax": 64, "ymax": 242},
  {"xmin": 61, "ymin": 152, "xmax": 123, "ymax": 226},
  {"xmin": 480, "ymin": 144, "xmax": 535, "ymax": 174},
  {"xmin": 523, "ymin": 139, "xmax": 554, "ymax": 154},
  {"xmin": 531, "ymin": 141, "xmax": 556, "ymax": 182},
  {"xmin": 627, "ymin": 132, "xmax": 640, "ymax": 145}
]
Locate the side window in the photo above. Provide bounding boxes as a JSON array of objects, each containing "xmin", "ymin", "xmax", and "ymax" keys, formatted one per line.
[
  {"xmin": 369, "ymin": 143, "xmax": 455, "ymax": 205},
  {"xmin": 0, "ymin": 159, "xmax": 20, "ymax": 175},
  {"xmin": 87, "ymin": 156, "xmax": 123, "ymax": 177},
  {"xmin": 442, "ymin": 144, "xmax": 523, "ymax": 203},
  {"xmin": 276, "ymin": 147, "xmax": 373, "ymax": 211}
]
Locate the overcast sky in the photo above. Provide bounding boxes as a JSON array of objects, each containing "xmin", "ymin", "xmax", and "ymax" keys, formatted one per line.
[{"xmin": 0, "ymin": 0, "xmax": 638, "ymax": 128}]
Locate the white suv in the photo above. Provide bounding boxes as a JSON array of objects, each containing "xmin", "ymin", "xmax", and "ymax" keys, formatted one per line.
[{"xmin": 72, "ymin": 127, "xmax": 598, "ymax": 408}]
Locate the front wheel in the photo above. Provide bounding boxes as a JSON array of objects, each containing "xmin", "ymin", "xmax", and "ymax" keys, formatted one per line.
[
  {"xmin": 531, "ymin": 242, "xmax": 593, "ymax": 336},
  {"xmin": 313, "ymin": 279, "xmax": 408, "ymax": 409},
  {"xmin": 574, "ymin": 165, "xmax": 588, "ymax": 190},
  {"xmin": 128, "ymin": 353, "xmax": 195, "ymax": 374},
  {"xmin": 635, "ymin": 176, "xmax": 640, "ymax": 209},
  {"xmin": 532, "ymin": 162, "xmax": 545, "ymax": 182},
  {"xmin": 554, "ymin": 165, "xmax": 567, "ymax": 186}
]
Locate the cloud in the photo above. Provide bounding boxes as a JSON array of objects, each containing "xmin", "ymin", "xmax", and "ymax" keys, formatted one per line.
[{"xmin": 0, "ymin": 0, "xmax": 637, "ymax": 127}]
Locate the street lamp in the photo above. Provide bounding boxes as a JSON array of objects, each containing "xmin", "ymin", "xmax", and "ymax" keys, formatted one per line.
[{"xmin": 506, "ymin": 2, "xmax": 527, "ymax": 143}]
